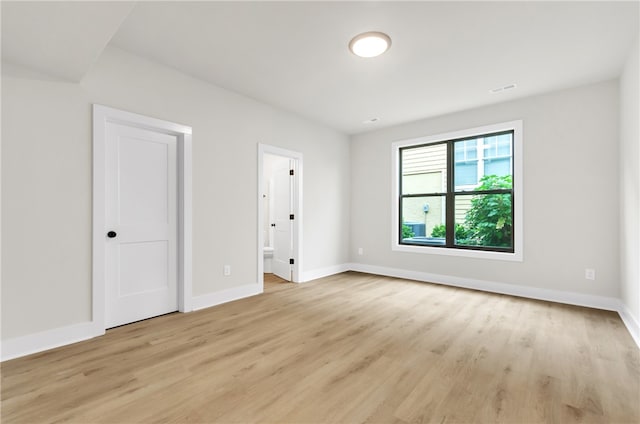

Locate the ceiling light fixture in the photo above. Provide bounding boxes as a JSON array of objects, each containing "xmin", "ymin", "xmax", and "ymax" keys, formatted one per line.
[{"xmin": 349, "ymin": 32, "xmax": 391, "ymax": 58}]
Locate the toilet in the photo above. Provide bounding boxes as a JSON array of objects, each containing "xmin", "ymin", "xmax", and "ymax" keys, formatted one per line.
[{"xmin": 263, "ymin": 246, "xmax": 274, "ymax": 273}]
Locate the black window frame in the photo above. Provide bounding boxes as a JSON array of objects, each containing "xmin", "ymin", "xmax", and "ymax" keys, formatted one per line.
[{"xmin": 398, "ymin": 129, "xmax": 515, "ymax": 253}]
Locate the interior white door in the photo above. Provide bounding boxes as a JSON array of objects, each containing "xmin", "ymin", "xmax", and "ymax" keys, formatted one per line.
[
  {"xmin": 105, "ymin": 122, "xmax": 178, "ymax": 328},
  {"xmin": 272, "ymin": 160, "xmax": 293, "ymax": 281}
]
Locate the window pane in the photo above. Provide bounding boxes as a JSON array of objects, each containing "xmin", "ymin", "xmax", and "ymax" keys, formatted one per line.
[
  {"xmin": 455, "ymin": 162, "xmax": 477, "ymax": 187},
  {"xmin": 481, "ymin": 132, "xmax": 512, "ymax": 184},
  {"xmin": 465, "ymin": 139, "xmax": 477, "ymax": 159},
  {"xmin": 401, "ymin": 143, "xmax": 447, "ymax": 195},
  {"xmin": 454, "ymin": 193, "xmax": 513, "ymax": 249},
  {"xmin": 454, "ymin": 139, "xmax": 480, "ymax": 189},
  {"xmin": 401, "ymin": 196, "xmax": 446, "ymax": 245},
  {"xmin": 483, "ymin": 136, "xmax": 497, "ymax": 158},
  {"xmin": 454, "ymin": 144, "xmax": 464, "ymax": 161},
  {"xmin": 484, "ymin": 157, "xmax": 511, "ymax": 177},
  {"xmin": 497, "ymin": 133, "xmax": 511, "ymax": 156},
  {"xmin": 484, "ymin": 134, "xmax": 511, "ymax": 159},
  {"xmin": 455, "ymin": 139, "xmax": 477, "ymax": 161}
]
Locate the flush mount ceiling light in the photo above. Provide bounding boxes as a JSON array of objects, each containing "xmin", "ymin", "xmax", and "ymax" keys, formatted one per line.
[{"xmin": 349, "ymin": 31, "xmax": 391, "ymax": 58}]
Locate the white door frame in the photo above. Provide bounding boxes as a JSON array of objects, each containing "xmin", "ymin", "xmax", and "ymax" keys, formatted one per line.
[
  {"xmin": 92, "ymin": 104, "xmax": 192, "ymax": 335},
  {"xmin": 257, "ymin": 144, "xmax": 303, "ymax": 288}
]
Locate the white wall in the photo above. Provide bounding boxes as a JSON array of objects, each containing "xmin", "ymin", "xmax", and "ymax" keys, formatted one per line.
[
  {"xmin": 1, "ymin": 46, "xmax": 350, "ymax": 340},
  {"xmin": 2, "ymin": 78, "xmax": 93, "ymax": 338},
  {"xmin": 350, "ymin": 80, "xmax": 620, "ymax": 299},
  {"xmin": 619, "ymin": 35, "xmax": 640, "ymax": 326}
]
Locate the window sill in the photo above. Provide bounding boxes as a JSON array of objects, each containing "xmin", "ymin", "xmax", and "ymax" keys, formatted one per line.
[{"xmin": 392, "ymin": 243, "xmax": 523, "ymax": 262}]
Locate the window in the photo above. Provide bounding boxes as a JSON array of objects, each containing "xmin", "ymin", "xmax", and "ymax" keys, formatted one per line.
[{"xmin": 392, "ymin": 121, "xmax": 523, "ymax": 261}]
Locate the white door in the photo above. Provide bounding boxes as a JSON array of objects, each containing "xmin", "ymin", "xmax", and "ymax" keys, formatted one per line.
[
  {"xmin": 272, "ymin": 160, "xmax": 293, "ymax": 281},
  {"xmin": 105, "ymin": 122, "xmax": 178, "ymax": 328}
]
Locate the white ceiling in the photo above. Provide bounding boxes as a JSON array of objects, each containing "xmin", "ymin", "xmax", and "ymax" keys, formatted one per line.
[{"xmin": 2, "ymin": 1, "xmax": 638, "ymax": 134}]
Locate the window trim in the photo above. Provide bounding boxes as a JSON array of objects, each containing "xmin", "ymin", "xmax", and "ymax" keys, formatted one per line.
[{"xmin": 391, "ymin": 120, "xmax": 523, "ymax": 262}]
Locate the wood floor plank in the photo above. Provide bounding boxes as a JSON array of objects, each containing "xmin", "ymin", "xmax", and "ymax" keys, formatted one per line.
[{"xmin": 2, "ymin": 271, "xmax": 638, "ymax": 423}]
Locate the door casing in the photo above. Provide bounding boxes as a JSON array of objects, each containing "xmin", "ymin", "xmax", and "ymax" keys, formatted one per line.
[{"xmin": 93, "ymin": 104, "xmax": 192, "ymax": 335}]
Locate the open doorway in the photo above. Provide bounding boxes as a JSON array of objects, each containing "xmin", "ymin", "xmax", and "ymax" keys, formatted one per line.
[{"xmin": 258, "ymin": 144, "xmax": 302, "ymax": 292}]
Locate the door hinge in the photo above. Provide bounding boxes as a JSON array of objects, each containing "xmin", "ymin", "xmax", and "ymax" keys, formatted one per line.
[
  {"xmin": 289, "ymin": 169, "xmax": 294, "ymax": 176},
  {"xmin": 289, "ymin": 214, "xmax": 295, "ymax": 220},
  {"xmin": 289, "ymin": 258, "xmax": 295, "ymax": 265}
]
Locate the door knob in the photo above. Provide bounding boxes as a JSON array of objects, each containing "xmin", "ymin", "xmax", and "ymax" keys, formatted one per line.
[{"xmin": 107, "ymin": 231, "xmax": 117, "ymax": 238}]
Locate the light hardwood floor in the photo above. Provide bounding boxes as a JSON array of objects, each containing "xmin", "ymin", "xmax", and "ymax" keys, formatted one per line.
[
  {"xmin": 2, "ymin": 272, "xmax": 639, "ymax": 423},
  {"xmin": 264, "ymin": 273, "xmax": 294, "ymax": 293}
]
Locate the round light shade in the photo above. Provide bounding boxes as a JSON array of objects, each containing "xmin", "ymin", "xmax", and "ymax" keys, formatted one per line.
[{"xmin": 349, "ymin": 31, "xmax": 391, "ymax": 58}]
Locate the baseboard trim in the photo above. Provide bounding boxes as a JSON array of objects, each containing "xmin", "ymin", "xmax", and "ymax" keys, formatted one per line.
[
  {"xmin": 1, "ymin": 321, "xmax": 101, "ymax": 362},
  {"xmin": 192, "ymin": 283, "xmax": 262, "ymax": 311},
  {"xmin": 348, "ymin": 262, "xmax": 640, "ymax": 348},
  {"xmin": 349, "ymin": 263, "xmax": 621, "ymax": 310},
  {"xmin": 618, "ymin": 303, "xmax": 640, "ymax": 348},
  {"xmin": 1, "ymin": 283, "xmax": 263, "ymax": 361},
  {"xmin": 300, "ymin": 263, "xmax": 351, "ymax": 283}
]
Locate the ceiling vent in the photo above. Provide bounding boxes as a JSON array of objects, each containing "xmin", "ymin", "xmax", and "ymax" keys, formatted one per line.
[{"xmin": 490, "ymin": 84, "xmax": 517, "ymax": 94}]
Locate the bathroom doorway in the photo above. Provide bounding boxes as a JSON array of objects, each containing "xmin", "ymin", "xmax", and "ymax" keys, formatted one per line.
[{"xmin": 258, "ymin": 144, "xmax": 302, "ymax": 291}]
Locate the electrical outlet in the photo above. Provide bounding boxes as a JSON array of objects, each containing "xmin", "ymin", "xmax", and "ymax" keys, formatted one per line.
[
  {"xmin": 224, "ymin": 265, "xmax": 231, "ymax": 276},
  {"xmin": 358, "ymin": 247, "xmax": 364, "ymax": 255},
  {"xmin": 585, "ymin": 268, "xmax": 595, "ymax": 280}
]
